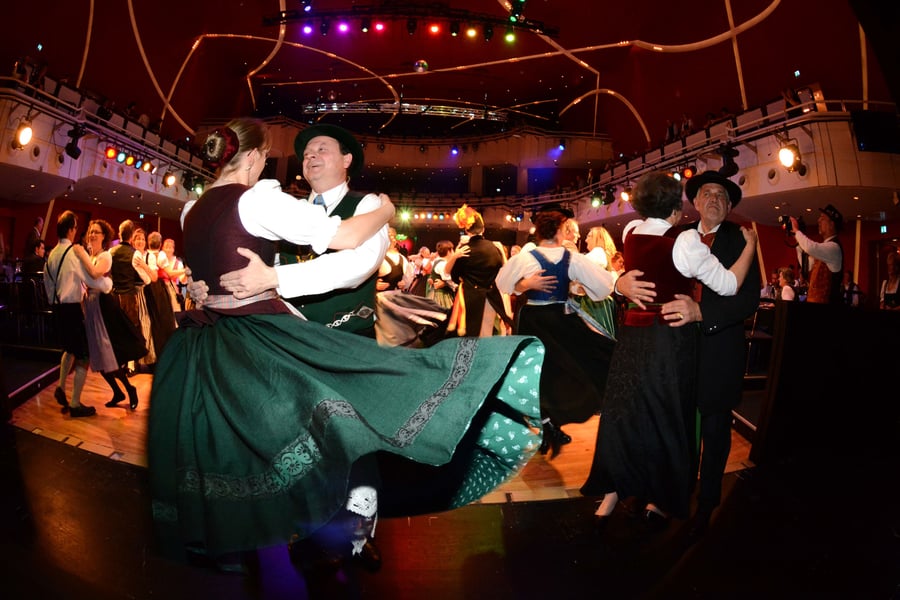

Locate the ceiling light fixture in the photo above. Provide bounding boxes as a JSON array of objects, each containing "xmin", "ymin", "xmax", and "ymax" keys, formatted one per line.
[
  {"xmin": 162, "ymin": 170, "xmax": 176, "ymax": 187},
  {"xmin": 11, "ymin": 119, "xmax": 34, "ymax": 150},
  {"xmin": 778, "ymin": 140, "xmax": 806, "ymax": 175}
]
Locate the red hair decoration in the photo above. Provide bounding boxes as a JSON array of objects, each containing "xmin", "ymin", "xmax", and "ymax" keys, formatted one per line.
[{"xmin": 205, "ymin": 127, "xmax": 240, "ymax": 168}]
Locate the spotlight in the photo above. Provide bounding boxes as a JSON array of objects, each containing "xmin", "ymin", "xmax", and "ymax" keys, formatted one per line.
[
  {"xmin": 360, "ymin": 18, "xmax": 371, "ymax": 33},
  {"xmin": 162, "ymin": 170, "xmax": 176, "ymax": 187},
  {"xmin": 116, "ymin": 149, "xmax": 127, "ymax": 163},
  {"xmin": 682, "ymin": 165, "xmax": 697, "ymax": 179},
  {"xmin": 407, "ymin": 19, "xmax": 417, "ymax": 35},
  {"xmin": 558, "ymin": 139, "xmax": 566, "ymax": 151},
  {"xmin": 377, "ymin": 142, "xmax": 385, "ymax": 153},
  {"xmin": 483, "ymin": 24, "xmax": 493, "ymax": 41},
  {"xmin": 591, "ymin": 194, "xmax": 601, "ymax": 208},
  {"xmin": 602, "ymin": 186, "xmax": 616, "ymax": 205},
  {"xmin": 778, "ymin": 142, "xmax": 802, "ymax": 172},
  {"xmin": 124, "ymin": 153, "xmax": 136, "ymax": 167},
  {"xmin": 450, "ymin": 145, "xmax": 459, "ymax": 156},
  {"xmin": 11, "ymin": 120, "xmax": 33, "ymax": 150},
  {"xmin": 504, "ymin": 27, "xmax": 515, "ymax": 42},
  {"xmin": 182, "ymin": 172, "xmax": 194, "ymax": 191},
  {"xmin": 301, "ymin": 0, "xmax": 312, "ymax": 12},
  {"xmin": 449, "ymin": 21, "xmax": 460, "ymax": 37},
  {"xmin": 621, "ymin": 185, "xmax": 633, "ymax": 202},
  {"xmin": 419, "ymin": 144, "xmax": 426, "ymax": 153},
  {"xmin": 105, "ymin": 145, "xmax": 117, "ymax": 159},
  {"xmin": 320, "ymin": 19, "xmax": 329, "ymax": 35},
  {"xmin": 141, "ymin": 160, "xmax": 153, "ymax": 173},
  {"xmin": 64, "ymin": 124, "xmax": 85, "ymax": 159},
  {"xmin": 717, "ymin": 145, "xmax": 739, "ymax": 177}
]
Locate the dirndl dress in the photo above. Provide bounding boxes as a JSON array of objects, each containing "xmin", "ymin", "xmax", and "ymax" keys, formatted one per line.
[{"xmin": 149, "ymin": 305, "xmax": 544, "ymax": 561}]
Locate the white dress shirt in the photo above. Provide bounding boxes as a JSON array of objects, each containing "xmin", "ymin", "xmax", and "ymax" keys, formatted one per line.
[
  {"xmin": 496, "ymin": 245, "xmax": 615, "ymax": 302},
  {"xmin": 624, "ymin": 217, "xmax": 739, "ymax": 296},
  {"xmin": 44, "ymin": 238, "xmax": 112, "ymax": 304},
  {"xmin": 794, "ymin": 232, "xmax": 842, "ymax": 273},
  {"xmin": 271, "ymin": 181, "xmax": 389, "ymax": 299}
]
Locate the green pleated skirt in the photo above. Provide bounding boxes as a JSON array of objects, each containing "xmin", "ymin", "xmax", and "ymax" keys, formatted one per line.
[{"xmin": 148, "ymin": 313, "xmax": 543, "ymax": 560}]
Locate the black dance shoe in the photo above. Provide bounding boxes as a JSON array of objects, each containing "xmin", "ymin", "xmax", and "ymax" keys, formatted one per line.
[
  {"xmin": 127, "ymin": 385, "xmax": 139, "ymax": 410},
  {"xmin": 539, "ymin": 422, "xmax": 569, "ymax": 459},
  {"xmin": 54, "ymin": 387, "xmax": 69, "ymax": 413},
  {"xmin": 105, "ymin": 393, "xmax": 125, "ymax": 408},
  {"xmin": 69, "ymin": 404, "xmax": 97, "ymax": 418}
]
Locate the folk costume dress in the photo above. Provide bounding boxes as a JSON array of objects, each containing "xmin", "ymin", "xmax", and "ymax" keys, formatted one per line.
[
  {"xmin": 581, "ymin": 218, "xmax": 742, "ymax": 519},
  {"xmin": 148, "ymin": 180, "xmax": 544, "ymax": 562},
  {"xmin": 496, "ymin": 246, "xmax": 616, "ymax": 427}
]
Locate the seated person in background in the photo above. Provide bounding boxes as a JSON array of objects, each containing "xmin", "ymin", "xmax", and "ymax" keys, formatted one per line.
[
  {"xmin": 777, "ymin": 266, "xmax": 796, "ymax": 301},
  {"xmin": 21, "ymin": 238, "xmax": 46, "ymax": 275}
]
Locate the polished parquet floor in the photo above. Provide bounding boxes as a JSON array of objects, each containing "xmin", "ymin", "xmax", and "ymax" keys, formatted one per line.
[{"xmin": 7, "ymin": 368, "xmax": 753, "ymax": 503}]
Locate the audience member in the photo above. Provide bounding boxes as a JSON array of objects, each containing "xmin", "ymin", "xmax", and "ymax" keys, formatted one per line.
[
  {"xmin": 880, "ymin": 252, "xmax": 900, "ymax": 310},
  {"xmin": 777, "ymin": 266, "xmax": 796, "ymax": 301},
  {"xmin": 790, "ymin": 205, "xmax": 843, "ymax": 304},
  {"xmin": 25, "ymin": 216, "xmax": 44, "ymax": 257},
  {"xmin": 21, "ymin": 237, "xmax": 46, "ymax": 275},
  {"xmin": 841, "ymin": 270, "xmax": 861, "ymax": 307}
]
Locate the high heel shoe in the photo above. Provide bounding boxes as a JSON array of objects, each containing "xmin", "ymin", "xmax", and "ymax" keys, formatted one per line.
[
  {"xmin": 538, "ymin": 422, "xmax": 565, "ymax": 459},
  {"xmin": 127, "ymin": 385, "xmax": 139, "ymax": 410}
]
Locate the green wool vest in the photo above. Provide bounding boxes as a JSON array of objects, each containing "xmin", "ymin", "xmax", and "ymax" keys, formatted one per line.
[{"xmin": 278, "ymin": 191, "xmax": 379, "ymax": 332}]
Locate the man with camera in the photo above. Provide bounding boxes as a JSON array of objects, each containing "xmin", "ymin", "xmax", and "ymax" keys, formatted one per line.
[{"xmin": 789, "ymin": 204, "xmax": 843, "ymax": 304}]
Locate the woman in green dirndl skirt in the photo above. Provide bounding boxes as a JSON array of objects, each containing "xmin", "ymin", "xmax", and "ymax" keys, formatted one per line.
[{"xmin": 148, "ymin": 118, "xmax": 544, "ymax": 567}]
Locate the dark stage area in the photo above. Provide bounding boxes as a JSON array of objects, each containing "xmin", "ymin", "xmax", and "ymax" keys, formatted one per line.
[{"xmin": 1, "ymin": 421, "xmax": 898, "ymax": 599}]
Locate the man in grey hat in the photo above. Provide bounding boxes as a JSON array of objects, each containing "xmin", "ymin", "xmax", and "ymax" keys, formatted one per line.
[{"xmin": 790, "ymin": 204, "xmax": 843, "ymax": 304}]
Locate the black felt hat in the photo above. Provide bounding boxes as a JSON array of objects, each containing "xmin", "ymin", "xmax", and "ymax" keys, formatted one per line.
[
  {"xmin": 294, "ymin": 124, "xmax": 365, "ymax": 178},
  {"xmin": 530, "ymin": 202, "xmax": 575, "ymax": 222},
  {"xmin": 819, "ymin": 203, "xmax": 843, "ymax": 231},
  {"xmin": 684, "ymin": 171, "xmax": 742, "ymax": 207}
]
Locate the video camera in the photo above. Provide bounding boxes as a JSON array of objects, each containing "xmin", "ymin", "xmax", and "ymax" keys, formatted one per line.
[{"xmin": 778, "ymin": 215, "xmax": 806, "ymax": 234}]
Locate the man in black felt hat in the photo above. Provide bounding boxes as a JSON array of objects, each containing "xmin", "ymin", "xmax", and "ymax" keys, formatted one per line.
[
  {"xmin": 219, "ymin": 123, "xmax": 388, "ymax": 336},
  {"xmin": 789, "ymin": 204, "xmax": 843, "ymax": 304},
  {"xmin": 627, "ymin": 170, "xmax": 761, "ymax": 540}
]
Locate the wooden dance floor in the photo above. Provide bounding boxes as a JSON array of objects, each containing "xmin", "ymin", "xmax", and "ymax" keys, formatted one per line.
[{"xmin": 9, "ymin": 368, "xmax": 753, "ymax": 503}]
